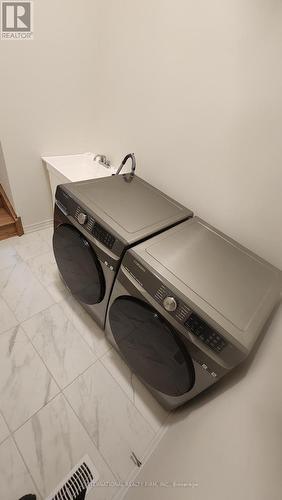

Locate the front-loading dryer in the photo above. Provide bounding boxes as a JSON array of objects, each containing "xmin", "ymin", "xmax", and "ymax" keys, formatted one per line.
[
  {"xmin": 105, "ymin": 217, "xmax": 282, "ymax": 409},
  {"xmin": 53, "ymin": 174, "xmax": 193, "ymax": 329}
]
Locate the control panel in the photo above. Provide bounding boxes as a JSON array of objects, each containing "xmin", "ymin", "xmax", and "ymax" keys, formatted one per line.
[
  {"xmin": 49, "ymin": 187, "xmax": 111, "ymax": 251},
  {"xmin": 154, "ymin": 284, "xmax": 192, "ymax": 322},
  {"xmin": 123, "ymin": 252, "xmax": 228, "ymax": 356},
  {"xmin": 185, "ymin": 313, "xmax": 226, "ymax": 353},
  {"xmin": 74, "ymin": 206, "xmax": 115, "ymax": 249},
  {"xmin": 154, "ymin": 283, "xmax": 227, "ymax": 353},
  {"xmin": 92, "ymin": 222, "xmax": 116, "ymax": 249}
]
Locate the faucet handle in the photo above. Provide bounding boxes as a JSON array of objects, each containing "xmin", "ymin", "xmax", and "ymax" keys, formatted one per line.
[{"xmin": 94, "ymin": 154, "xmax": 111, "ymax": 167}]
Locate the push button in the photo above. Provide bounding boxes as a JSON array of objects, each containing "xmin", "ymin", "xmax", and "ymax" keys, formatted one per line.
[{"xmin": 185, "ymin": 313, "xmax": 227, "ymax": 353}]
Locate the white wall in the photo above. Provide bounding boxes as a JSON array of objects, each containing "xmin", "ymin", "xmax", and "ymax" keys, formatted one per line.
[
  {"xmin": 92, "ymin": 0, "xmax": 282, "ymax": 269},
  {"xmin": 0, "ymin": 0, "xmax": 281, "ymax": 266},
  {"xmin": 0, "ymin": 0, "xmax": 100, "ymax": 227}
]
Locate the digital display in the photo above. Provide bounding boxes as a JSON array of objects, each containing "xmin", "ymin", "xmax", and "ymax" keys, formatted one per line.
[
  {"xmin": 92, "ymin": 223, "xmax": 115, "ymax": 249},
  {"xmin": 185, "ymin": 313, "xmax": 226, "ymax": 352}
]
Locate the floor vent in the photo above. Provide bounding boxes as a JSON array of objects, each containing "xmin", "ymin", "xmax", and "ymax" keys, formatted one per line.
[{"xmin": 45, "ymin": 455, "xmax": 100, "ymax": 500}]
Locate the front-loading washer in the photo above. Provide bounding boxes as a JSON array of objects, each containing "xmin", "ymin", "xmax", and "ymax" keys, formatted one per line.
[
  {"xmin": 53, "ymin": 173, "xmax": 193, "ymax": 329},
  {"xmin": 105, "ymin": 217, "xmax": 282, "ymax": 409}
]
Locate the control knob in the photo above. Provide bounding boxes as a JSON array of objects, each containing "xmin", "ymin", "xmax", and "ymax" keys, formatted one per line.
[
  {"xmin": 163, "ymin": 296, "xmax": 177, "ymax": 312},
  {"xmin": 77, "ymin": 212, "xmax": 88, "ymax": 225}
]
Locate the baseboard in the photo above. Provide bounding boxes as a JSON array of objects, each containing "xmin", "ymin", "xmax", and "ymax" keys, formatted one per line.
[
  {"xmin": 113, "ymin": 415, "xmax": 171, "ymax": 500},
  {"xmin": 23, "ymin": 218, "xmax": 53, "ymax": 234}
]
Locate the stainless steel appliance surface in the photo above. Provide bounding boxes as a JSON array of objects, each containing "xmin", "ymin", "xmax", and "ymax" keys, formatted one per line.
[
  {"xmin": 53, "ymin": 174, "xmax": 193, "ymax": 328},
  {"xmin": 105, "ymin": 217, "xmax": 282, "ymax": 409}
]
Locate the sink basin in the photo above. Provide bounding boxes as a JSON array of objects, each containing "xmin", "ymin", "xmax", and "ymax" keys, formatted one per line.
[{"xmin": 42, "ymin": 152, "xmax": 118, "ymax": 204}]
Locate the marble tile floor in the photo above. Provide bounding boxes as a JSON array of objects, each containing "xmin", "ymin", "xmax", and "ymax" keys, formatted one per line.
[{"xmin": 0, "ymin": 229, "xmax": 169, "ymax": 500}]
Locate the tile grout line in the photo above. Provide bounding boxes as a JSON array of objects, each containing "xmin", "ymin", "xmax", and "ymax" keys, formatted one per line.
[
  {"xmin": 18, "ymin": 230, "xmax": 114, "ymax": 360},
  {"xmin": 19, "ymin": 247, "xmax": 111, "ymax": 359},
  {"xmin": 11, "ymin": 433, "xmax": 43, "ymax": 500},
  {"xmin": 8, "ymin": 336, "xmax": 167, "ymax": 494},
  {"xmin": 34, "ymin": 344, "xmax": 99, "ymax": 398},
  {"xmin": 0, "ymin": 253, "xmax": 55, "ymax": 326},
  {"xmin": 56, "ymin": 300, "xmax": 112, "ymax": 358},
  {"xmin": 11, "ymin": 335, "xmax": 99, "ymax": 434},
  {"xmin": 2, "ymin": 295, "xmax": 108, "ymax": 436},
  {"xmin": 24, "ymin": 247, "xmax": 61, "ymax": 288},
  {"xmin": 63, "ymin": 357, "xmax": 172, "ymax": 499},
  {"xmin": 2, "ymin": 232, "xmax": 111, "ymax": 362},
  {"xmin": 12, "ymin": 300, "xmax": 167, "ymax": 488},
  {"xmin": 19, "ymin": 301, "xmax": 111, "ymax": 393},
  {"xmin": 62, "ymin": 358, "xmax": 171, "ymax": 491},
  {"xmin": 1, "ymin": 230, "xmax": 169, "ymax": 498},
  {"xmin": 61, "ymin": 356, "xmax": 169, "ymax": 486},
  {"xmin": 0, "ymin": 272, "xmax": 20, "ymax": 332},
  {"xmin": 9, "ymin": 387, "xmax": 61, "ymax": 436},
  {"xmin": 100, "ymin": 355, "xmax": 163, "ymax": 435},
  {"xmin": 0, "ymin": 232, "xmax": 125, "ymax": 493},
  {"xmin": 0, "ymin": 318, "xmax": 19, "ymax": 337},
  {"xmin": 0, "ymin": 233, "xmax": 63, "ymax": 331},
  {"xmin": 7, "ymin": 381, "xmax": 120, "ymax": 498},
  {"xmin": 17, "ymin": 300, "xmax": 58, "ymax": 326},
  {"xmin": 56, "ymin": 356, "xmax": 100, "ymax": 393},
  {"xmin": 0, "ymin": 262, "xmax": 55, "ymax": 325},
  {"xmin": 62, "ymin": 393, "xmax": 120, "ymax": 485},
  {"xmin": 0, "ymin": 240, "xmax": 62, "ymax": 344},
  {"xmin": 1, "ymin": 300, "xmax": 167, "ymax": 498},
  {"xmin": 3, "ymin": 233, "xmax": 52, "ymax": 265},
  {"xmin": 0, "ymin": 405, "xmax": 43, "ymax": 500},
  {"xmin": 0, "ymin": 406, "xmax": 11, "ymax": 445}
]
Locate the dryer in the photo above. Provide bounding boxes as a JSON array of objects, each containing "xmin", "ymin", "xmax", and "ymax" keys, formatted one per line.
[
  {"xmin": 53, "ymin": 174, "xmax": 193, "ymax": 329},
  {"xmin": 105, "ymin": 217, "xmax": 282, "ymax": 410}
]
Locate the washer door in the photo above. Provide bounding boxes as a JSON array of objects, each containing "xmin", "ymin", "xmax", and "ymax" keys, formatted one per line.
[
  {"xmin": 53, "ymin": 224, "xmax": 105, "ymax": 305},
  {"xmin": 109, "ymin": 296, "xmax": 195, "ymax": 397}
]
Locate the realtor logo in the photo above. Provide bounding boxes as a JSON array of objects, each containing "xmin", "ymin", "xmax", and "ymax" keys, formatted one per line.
[{"xmin": 1, "ymin": 1, "xmax": 33, "ymax": 39}]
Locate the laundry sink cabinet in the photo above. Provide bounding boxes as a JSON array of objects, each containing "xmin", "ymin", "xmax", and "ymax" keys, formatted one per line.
[{"xmin": 42, "ymin": 152, "xmax": 117, "ymax": 205}]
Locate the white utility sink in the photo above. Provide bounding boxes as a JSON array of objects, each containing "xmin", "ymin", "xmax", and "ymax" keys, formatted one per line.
[{"xmin": 42, "ymin": 152, "xmax": 124, "ymax": 204}]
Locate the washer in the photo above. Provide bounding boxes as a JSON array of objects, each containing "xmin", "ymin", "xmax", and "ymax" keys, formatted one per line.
[
  {"xmin": 105, "ymin": 217, "xmax": 282, "ymax": 410},
  {"xmin": 53, "ymin": 174, "xmax": 193, "ymax": 329}
]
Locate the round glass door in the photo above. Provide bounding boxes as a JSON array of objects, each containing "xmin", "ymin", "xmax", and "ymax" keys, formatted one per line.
[
  {"xmin": 109, "ymin": 296, "xmax": 195, "ymax": 397},
  {"xmin": 53, "ymin": 224, "xmax": 105, "ymax": 305}
]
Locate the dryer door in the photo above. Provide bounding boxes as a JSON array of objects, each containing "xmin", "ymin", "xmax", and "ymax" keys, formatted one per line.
[
  {"xmin": 109, "ymin": 296, "xmax": 195, "ymax": 397},
  {"xmin": 53, "ymin": 224, "xmax": 105, "ymax": 305}
]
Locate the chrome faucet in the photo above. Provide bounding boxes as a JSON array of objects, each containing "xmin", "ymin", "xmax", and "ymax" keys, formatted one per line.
[
  {"xmin": 93, "ymin": 154, "xmax": 111, "ymax": 168},
  {"xmin": 115, "ymin": 153, "xmax": 136, "ymax": 176}
]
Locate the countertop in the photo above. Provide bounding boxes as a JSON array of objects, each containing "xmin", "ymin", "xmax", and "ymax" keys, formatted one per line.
[{"xmin": 42, "ymin": 152, "xmax": 117, "ymax": 182}]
